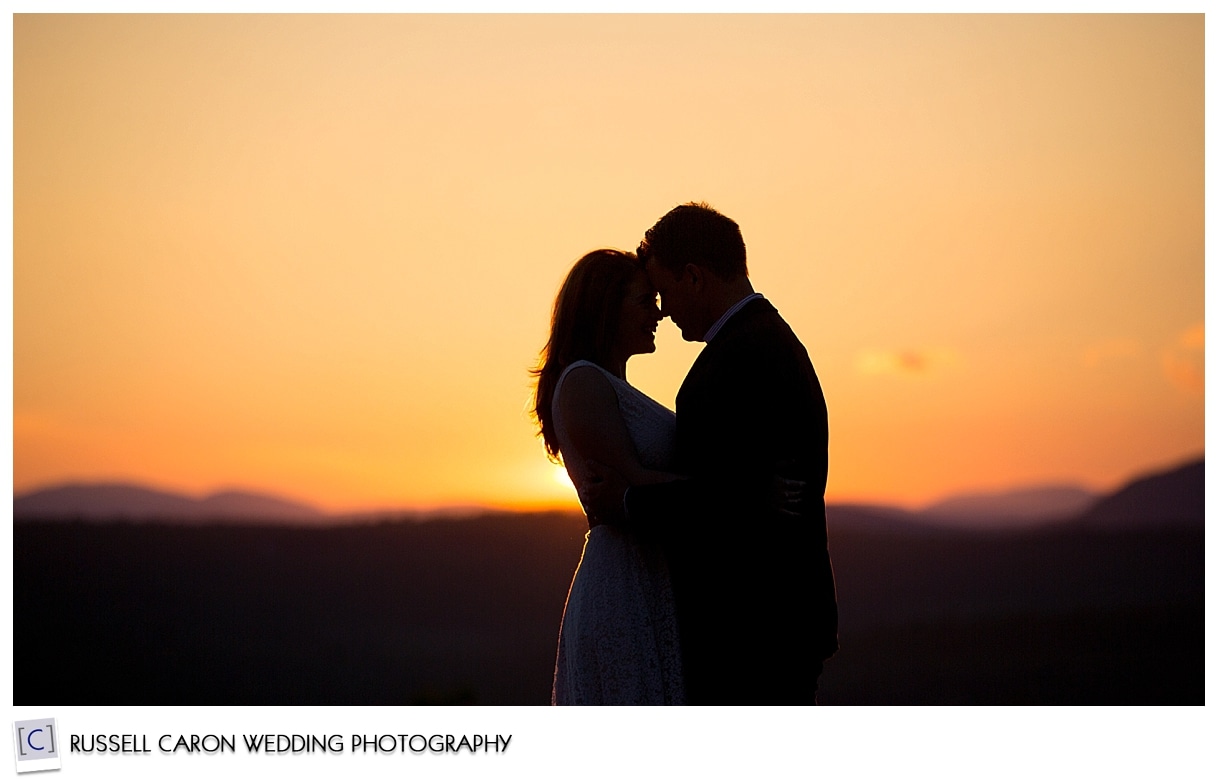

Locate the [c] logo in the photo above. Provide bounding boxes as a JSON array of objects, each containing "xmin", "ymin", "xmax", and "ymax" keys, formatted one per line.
[{"xmin": 12, "ymin": 718, "xmax": 61, "ymax": 773}]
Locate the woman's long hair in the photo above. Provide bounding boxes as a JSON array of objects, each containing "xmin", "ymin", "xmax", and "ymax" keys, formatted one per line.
[{"xmin": 531, "ymin": 249, "xmax": 640, "ymax": 460}]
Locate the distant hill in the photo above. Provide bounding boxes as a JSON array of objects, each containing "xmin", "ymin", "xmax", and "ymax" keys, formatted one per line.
[
  {"xmin": 13, "ymin": 483, "xmax": 324, "ymax": 523},
  {"xmin": 827, "ymin": 457, "xmax": 1203, "ymax": 534},
  {"xmin": 920, "ymin": 485, "xmax": 1097, "ymax": 528},
  {"xmin": 1072, "ymin": 458, "xmax": 1204, "ymax": 530}
]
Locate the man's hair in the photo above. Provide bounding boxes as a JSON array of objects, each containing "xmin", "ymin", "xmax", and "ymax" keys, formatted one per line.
[{"xmin": 636, "ymin": 202, "xmax": 747, "ymax": 281}]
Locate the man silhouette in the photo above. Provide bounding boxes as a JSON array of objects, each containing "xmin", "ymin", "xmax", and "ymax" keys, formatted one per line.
[{"xmin": 584, "ymin": 202, "xmax": 838, "ymax": 704}]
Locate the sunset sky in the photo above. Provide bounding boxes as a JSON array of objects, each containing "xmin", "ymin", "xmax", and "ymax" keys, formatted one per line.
[{"xmin": 12, "ymin": 14, "xmax": 1204, "ymax": 513}]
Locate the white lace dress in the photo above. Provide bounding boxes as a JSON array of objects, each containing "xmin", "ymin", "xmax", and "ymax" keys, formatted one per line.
[{"xmin": 550, "ymin": 360, "xmax": 685, "ymax": 705}]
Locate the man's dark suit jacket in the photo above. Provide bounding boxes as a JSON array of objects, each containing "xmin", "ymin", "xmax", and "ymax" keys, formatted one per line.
[{"xmin": 623, "ymin": 296, "xmax": 838, "ymax": 704}]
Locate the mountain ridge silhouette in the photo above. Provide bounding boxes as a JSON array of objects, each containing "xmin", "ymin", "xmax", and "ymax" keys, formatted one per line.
[
  {"xmin": 1071, "ymin": 457, "xmax": 1204, "ymax": 530},
  {"xmin": 831, "ymin": 456, "xmax": 1201, "ymax": 533},
  {"xmin": 13, "ymin": 455, "xmax": 1202, "ymax": 529},
  {"xmin": 13, "ymin": 481, "xmax": 325, "ymax": 522},
  {"xmin": 920, "ymin": 485, "xmax": 1097, "ymax": 527}
]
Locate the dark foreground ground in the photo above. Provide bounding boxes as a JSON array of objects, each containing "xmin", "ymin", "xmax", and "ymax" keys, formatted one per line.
[{"xmin": 14, "ymin": 512, "xmax": 1204, "ymax": 705}]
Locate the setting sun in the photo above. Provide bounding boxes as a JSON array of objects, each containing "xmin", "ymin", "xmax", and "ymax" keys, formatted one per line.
[{"xmin": 552, "ymin": 465, "xmax": 575, "ymax": 491}]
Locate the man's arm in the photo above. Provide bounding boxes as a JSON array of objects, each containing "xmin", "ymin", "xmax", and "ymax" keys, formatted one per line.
[
  {"xmin": 578, "ymin": 461, "xmax": 704, "ymax": 534},
  {"xmin": 581, "ymin": 460, "xmax": 803, "ymax": 533}
]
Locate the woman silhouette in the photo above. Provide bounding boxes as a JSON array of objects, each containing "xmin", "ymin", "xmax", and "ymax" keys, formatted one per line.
[{"xmin": 532, "ymin": 249, "xmax": 685, "ymax": 705}]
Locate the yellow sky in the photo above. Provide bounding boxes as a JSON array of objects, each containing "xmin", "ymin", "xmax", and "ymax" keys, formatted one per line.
[{"xmin": 13, "ymin": 14, "xmax": 1204, "ymax": 512}]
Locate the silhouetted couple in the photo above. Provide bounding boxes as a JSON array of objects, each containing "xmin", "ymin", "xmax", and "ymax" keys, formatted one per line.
[{"xmin": 532, "ymin": 203, "xmax": 838, "ymax": 705}]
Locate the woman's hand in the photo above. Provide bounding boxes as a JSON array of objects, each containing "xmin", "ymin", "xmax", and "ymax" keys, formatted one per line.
[{"xmin": 579, "ymin": 459, "xmax": 629, "ymax": 527}]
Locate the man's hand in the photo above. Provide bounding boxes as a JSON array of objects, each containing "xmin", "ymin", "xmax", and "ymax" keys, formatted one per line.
[
  {"xmin": 578, "ymin": 459, "xmax": 630, "ymax": 527},
  {"xmin": 770, "ymin": 459, "xmax": 808, "ymax": 518}
]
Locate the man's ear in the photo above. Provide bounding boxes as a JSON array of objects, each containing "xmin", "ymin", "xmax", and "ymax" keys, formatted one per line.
[{"xmin": 683, "ymin": 263, "xmax": 702, "ymax": 290}]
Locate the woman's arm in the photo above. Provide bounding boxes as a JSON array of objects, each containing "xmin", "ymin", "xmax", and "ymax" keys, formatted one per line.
[{"xmin": 553, "ymin": 366, "xmax": 678, "ymax": 487}]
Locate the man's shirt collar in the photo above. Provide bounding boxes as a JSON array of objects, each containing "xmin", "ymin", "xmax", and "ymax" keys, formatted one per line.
[{"xmin": 704, "ymin": 292, "xmax": 764, "ymax": 342}]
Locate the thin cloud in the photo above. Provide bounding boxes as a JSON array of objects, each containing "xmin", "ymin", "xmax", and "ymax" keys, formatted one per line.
[
  {"xmin": 856, "ymin": 348, "xmax": 959, "ymax": 377},
  {"xmin": 1162, "ymin": 323, "xmax": 1203, "ymax": 396},
  {"xmin": 1178, "ymin": 322, "xmax": 1205, "ymax": 350}
]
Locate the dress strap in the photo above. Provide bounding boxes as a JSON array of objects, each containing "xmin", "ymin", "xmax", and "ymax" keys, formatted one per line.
[{"xmin": 551, "ymin": 361, "xmax": 614, "ymax": 450}]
